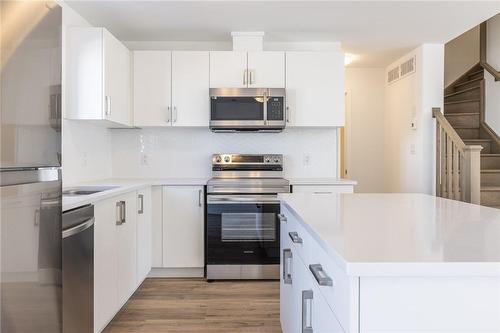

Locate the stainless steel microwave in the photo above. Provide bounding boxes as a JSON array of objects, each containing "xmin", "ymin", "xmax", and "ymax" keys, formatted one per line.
[{"xmin": 209, "ymin": 88, "xmax": 286, "ymax": 132}]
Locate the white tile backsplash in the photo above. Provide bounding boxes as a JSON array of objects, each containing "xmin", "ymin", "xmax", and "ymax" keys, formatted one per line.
[{"xmin": 110, "ymin": 127, "xmax": 338, "ymax": 179}]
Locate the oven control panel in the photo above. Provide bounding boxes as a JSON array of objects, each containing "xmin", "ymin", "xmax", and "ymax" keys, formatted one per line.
[{"xmin": 212, "ymin": 154, "xmax": 283, "ymax": 165}]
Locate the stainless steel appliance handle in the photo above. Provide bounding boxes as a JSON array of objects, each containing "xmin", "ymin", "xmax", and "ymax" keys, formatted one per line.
[
  {"xmin": 302, "ymin": 289, "xmax": 314, "ymax": 333},
  {"xmin": 289, "ymin": 231, "xmax": 303, "ymax": 244},
  {"xmin": 116, "ymin": 201, "xmax": 122, "ymax": 225},
  {"xmin": 283, "ymin": 248, "xmax": 292, "ymax": 284},
  {"xmin": 198, "ymin": 189, "xmax": 202, "ymax": 207},
  {"xmin": 121, "ymin": 200, "xmax": 126, "ymax": 224},
  {"xmin": 207, "ymin": 195, "xmax": 280, "ymax": 204},
  {"xmin": 0, "ymin": 168, "xmax": 60, "ymax": 187},
  {"xmin": 166, "ymin": 106, "xmax": 171, "ymax": 123},
  {"xmin": 138, "ymin": 194, "xmax": 144, "ymax": 214},
  {"xmin": 173, "ymin": 106, "xmax": 178, "ymax": 123},
  {"xmin": 309, "ymin": 264, "xmax": 333, "ymax": 287},
  {"xmin": 277, "ymin": 214, "xmax": 287, "ymax": 222},
  {"xmin": 62, "ymin": 218, "xmax": 95, "ymax": 239},
  {"xmin": 105, "ymin": 96, "xmax": 111, "ymax": 116}
]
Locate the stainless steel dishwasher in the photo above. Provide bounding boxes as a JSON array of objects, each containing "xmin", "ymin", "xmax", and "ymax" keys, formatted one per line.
[{"xmin": 62, "ymin": 204, "xmax": 94, "ymax": 333}]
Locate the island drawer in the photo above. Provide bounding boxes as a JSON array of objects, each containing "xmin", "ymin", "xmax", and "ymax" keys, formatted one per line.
[{"xmin": 281, "ymin": 204, "xmax": 359, "ymax": 332}]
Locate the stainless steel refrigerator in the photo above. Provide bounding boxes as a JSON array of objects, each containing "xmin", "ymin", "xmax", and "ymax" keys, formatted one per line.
[{"xmin": 0, "ymin": 1, "xmax": 62, "ymax": 332}]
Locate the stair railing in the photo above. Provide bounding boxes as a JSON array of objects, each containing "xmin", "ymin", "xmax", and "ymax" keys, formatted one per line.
[{"xmin": 433, "ymin": 108, "xmax": 482, "ymax": 204}]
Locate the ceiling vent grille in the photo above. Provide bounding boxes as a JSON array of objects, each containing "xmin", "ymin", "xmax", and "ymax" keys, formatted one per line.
[{"xmin": 387, "ymin": 55, "xmax": 416, "ymax": 84}]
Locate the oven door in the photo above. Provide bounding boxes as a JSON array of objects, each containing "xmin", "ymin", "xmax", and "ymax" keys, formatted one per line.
[{"xmin": 206, "ymin": 195, "xmax": 280, "ymax": 265}]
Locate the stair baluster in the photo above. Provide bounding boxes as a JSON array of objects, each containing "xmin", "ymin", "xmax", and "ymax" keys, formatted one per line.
[{"xmin": 433, "ymin": 107, "xmax": 482, "ymax": 204}]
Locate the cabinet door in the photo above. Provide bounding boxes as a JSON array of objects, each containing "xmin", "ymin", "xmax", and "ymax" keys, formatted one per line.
[
  {"xmin": 295, "ymin": 254, "xmax": 344, "ymax": 333},
  {"xmin": 247, "ymin": 52, "xmax": 285, "ymax": 88},
  {"xmin": 116, "ymin": 192, "xmax": 137, "ymax": 306},
  {"xmin": 94, "ymin": 198, "xmax": 119, "ymax": 333},
  {"xmin": 133, "ymin": 51, "xmax": 172, "ymax": 126},
  {"xmin": 171, "ymin": 51, "xmax": 209, "ymax": 126},
  {"xmin": 103, "ymin": 29, "xmax": 131, "ymax": 126},
  {"xmin": 209, "ymin": 51, "xmax": 247, "ymax": 88},
  {"xmin": 285, "ymin": 52, "xmax": 345, "ymax": 127},
  {"xmin": 151, "ymin": 186, "xmax": 163, "ymax": 267},
  {"xmin": 136, "ymin": 187, "xmax": 152, "ymax": 284},
  {"xmin": 162, "ymin": 186, "xmax": 204, "ymax": 268}
]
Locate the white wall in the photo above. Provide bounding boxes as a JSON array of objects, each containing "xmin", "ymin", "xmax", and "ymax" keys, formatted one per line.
[
  {"xmin": 485, "ymin": 14, "xmax": 500, "ymax": 136},
  {"xmin": 444, "ymin": 26, "xmax": 479, "ymax": 87},
  {"xmin": 110, "ymin": 128, "xmax": 338, "ymax": 180},
  {"xmin": 384, "ymin": 44, "xmax": 444, "ymax": 194},
  {"xmin": 487, "ymin": 13, "xmax": 500, "ymax": 69},
  {"xmin": 345, "ymin": 68, "xmax": 386, "ymax": 192},
  {"xmin": 60, "ymin": 1, "xmax": 113, "ymax": 185}
]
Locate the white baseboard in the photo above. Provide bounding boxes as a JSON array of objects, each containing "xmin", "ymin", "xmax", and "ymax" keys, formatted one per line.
[{"xmin": 148, "ymin": 267, "xmax": 204, "ymax": 278}]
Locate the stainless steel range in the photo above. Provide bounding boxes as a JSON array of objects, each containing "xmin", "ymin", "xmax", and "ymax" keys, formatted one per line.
[{"xmin": 206, "ymin": 154, "xmax": 290, "ymax": 280}]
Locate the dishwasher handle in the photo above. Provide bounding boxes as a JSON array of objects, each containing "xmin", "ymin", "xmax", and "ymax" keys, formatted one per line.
[{"xmin": 62, "ymin": 217, "xmax": 94, "ymax": 238}]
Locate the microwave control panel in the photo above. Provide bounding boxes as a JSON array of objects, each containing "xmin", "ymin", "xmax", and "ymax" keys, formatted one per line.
[{"xmin": 266, "ymin": 97, "xmax": 284, "ymax": 121}]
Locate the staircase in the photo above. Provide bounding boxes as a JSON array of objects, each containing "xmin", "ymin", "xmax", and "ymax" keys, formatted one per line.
[{"xmin": 443, "ymin": 64, "xmax": 500, "ymax": 208}]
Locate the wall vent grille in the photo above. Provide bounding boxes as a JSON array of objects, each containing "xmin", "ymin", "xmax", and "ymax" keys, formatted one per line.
[
  {"xmin": 387, "ymin": 55, "xmax": 416, "ymax": 84},
  {"xmin": 387, "ymin": 67, "xmax": 400, "ymax": 83}
]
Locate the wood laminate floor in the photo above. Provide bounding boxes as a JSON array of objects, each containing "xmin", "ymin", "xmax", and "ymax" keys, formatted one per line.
[{"xmin": 103, "ymin": 278, "xmax": 282, "ymax": 333}]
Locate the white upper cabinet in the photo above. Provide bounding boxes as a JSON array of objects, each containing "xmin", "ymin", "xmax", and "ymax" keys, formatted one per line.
[
  {"xmin": 285, "ymin": 51, "xmax": 345, "ymax": 127},
  {"xmin": 171, "ymin": 51, "xmax": 210, "ymax": 126},
  {"xmin": 66, "ymin": 27, "xmax": 132, "ymax": 127},
  {"xmin": 247, "ymin": 51, "xmax": 285, "ymax": 88},
  {"xmin": 133, "ymin": 51, "xmax": 209, "ymax": 127},
  {"xmin": 209, "ymin": 51, "xmax": 247, "ymax": 88},
  {"xmin": 133, "ymin": 51, "xmax": 172, "ymax": 126},
  {"xmin": 210, "ymin": 51, "xmax": 285, "ymax": 88}
]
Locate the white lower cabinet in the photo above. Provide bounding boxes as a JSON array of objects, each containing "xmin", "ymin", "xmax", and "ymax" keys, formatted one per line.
[
  {"xmin": 162, "ymin": 186, "xmax": 204, "ymax": 268},
  {"xmin": 292, "ymin": 184, "xmax": 354, "ymax": 194},
  {"xmin": 280, "ymin": 215, "xmax": 344, "ymax": 333},
  {"xmin": 136, "ymin": 187, "xmax": 152, "ymax": 284},
  {"xmin": 94, "ymin": 188, "xmax": 151, "ymax": 333}
]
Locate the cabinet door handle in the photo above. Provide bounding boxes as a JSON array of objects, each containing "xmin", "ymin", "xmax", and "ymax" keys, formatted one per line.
[
  {"xmin": 277, "ymin": 213, "xmax": 287, "ymax": 222},
  {"xmin": 282, "ymin": 248, "xmax": 292, "ymax": 284},
  {"xmin": 249, "ymin": 69, "xmax": 255, "ymax": 85},
  {"xmin": 105, "ymin": 96, "xmax": 111, "ymax": 116},
  {"xmin": 166, "ymin": 106, "xmax": 171, "ymax": 123},
  {"xmin": 309, "ymin": 264, "xmax": 333, "ymax": 287},
  {"xmin": 173, "ymin": 106, "xmax": 178, "ymax": 123},
  {"xmin": 121, "ymin": 200, "xmax": 126, "ymax": 224},
  {"xmin": 243, "ymin": 69, "xmax": 247, "ymax": 86},
  {"xmin": 116, "ymin": 201, "xmax": 122, "ymax": 225},
  {"xmin": 286, "ymin": 106, "xmax": 290, "ymax": 123},
  {"xmin": 198, "ymin": 189, "xmax": 203, "ymax": 207},
  {"xmin": 138, "ymin": 194, "xmax": 144, "ymax": 214},
  {"xmin": 302, "ymin": 289, "xmax": 313, "ymax": 333},
  {"xmin": 289, "ymin": 231, "xmax": 303, "ymax": 244},
  {"xmin": 313, "ymin": 191, "xmax": 333, "ymax": 194}
]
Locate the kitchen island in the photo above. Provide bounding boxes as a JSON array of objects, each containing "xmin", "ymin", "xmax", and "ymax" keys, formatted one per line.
[{"xmin": 279, "ymin": 193, "xmax": 500, "ymax": 332}]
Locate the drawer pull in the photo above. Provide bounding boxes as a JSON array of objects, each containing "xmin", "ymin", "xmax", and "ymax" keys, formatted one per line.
[
  {"xmin": 302, "ymin": 289, "xmax": 313, "ymax": 333},
  {"xmin": 289, "ymin": 231, "xmax": 303, "ymax": 244},
  {"xmin": 283, "ymin": 248, "xmax": 293, "ymax": 284},
  {"xmin": 277, "ymin": 213, "xmax": 287, "ymax": 222},
  {"xmin": 309, "ymin": 264, "xmax": 333, "ymax": 287}
]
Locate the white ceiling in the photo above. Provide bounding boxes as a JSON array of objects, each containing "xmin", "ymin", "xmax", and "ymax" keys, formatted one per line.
[{"xmin": 67, "ymin": 1, "xmax": 500, "ymax": 67}]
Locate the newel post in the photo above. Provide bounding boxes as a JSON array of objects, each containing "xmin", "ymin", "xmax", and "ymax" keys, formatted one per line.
[{"xmin": 462, "ymin": 145, "xmax": 483, "ymax": 204}]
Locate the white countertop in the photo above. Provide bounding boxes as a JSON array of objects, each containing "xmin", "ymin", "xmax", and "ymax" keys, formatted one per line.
[
  {"xmin": 280, "ymin": 193, "xmax": 500, "ymax": 277},
  {"xmin": 63, "ymin": 178, "xmax": 208, "ymax": 211},
  {"xmin": 288, "ymin": 178, "xmax": 357, "ymax": 186}
]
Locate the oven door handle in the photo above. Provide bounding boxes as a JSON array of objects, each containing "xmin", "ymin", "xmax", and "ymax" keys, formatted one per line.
[{"xmin": 207, "ymin": 195, "xmax": 280, "ymax": 204}]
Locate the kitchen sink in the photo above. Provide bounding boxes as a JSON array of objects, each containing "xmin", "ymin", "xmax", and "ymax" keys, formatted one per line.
[{"xmin": 63, "ymin": 185, "xmax": 120, "ymax": 196}]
